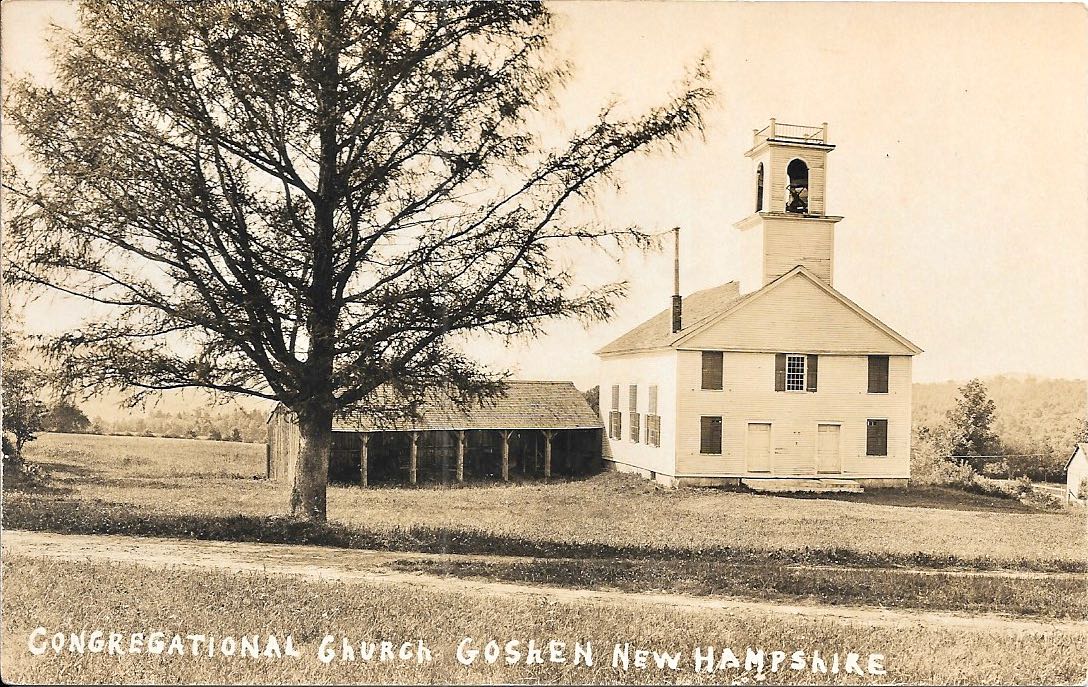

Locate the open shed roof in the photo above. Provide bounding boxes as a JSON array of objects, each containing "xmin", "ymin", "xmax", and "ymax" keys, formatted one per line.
[{"xmin": 325, "ymin": 380, "xmax": 602, "ymax": 433}]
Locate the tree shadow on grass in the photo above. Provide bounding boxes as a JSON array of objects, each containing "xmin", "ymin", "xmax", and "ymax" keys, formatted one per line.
[
  {"xmin": 1, "ymin": 481, "xmax": 76, "ymax": 497},
  {"xmin": 63, "ymin": 477, "xmax": 209, "ymax": 491},
  {"xmin": 28, "ymin": 459, "xmax": 264, "ymax": 491},
  {"xmin": 30, "ymin": 460, "xmax": 97, "ymax": 478},
  {"xmin": 4, "ymin": 495, "xmax": 1081, "ymax": 573}
]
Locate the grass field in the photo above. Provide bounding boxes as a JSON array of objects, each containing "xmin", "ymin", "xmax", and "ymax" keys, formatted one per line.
[
  {"xmin": 3, "ymin": 556, "xmax": 1085, "ymax": 686},
  {"xmin": 12, "ymin": 433, "xmax": 1086, "ymax": 570},
  {"xmin": 5, "ymin": 432, "xmax": 1087, "ymax": 685},
  {"xmin": 387, "ymin": 557, "xmax": 1086, "ymax": 619}
]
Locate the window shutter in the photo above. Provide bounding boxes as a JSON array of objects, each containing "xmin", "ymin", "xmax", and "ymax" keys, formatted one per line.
[
  {"xmin": 868, "ymin": 356, "xmax": 889, "ymax": 393},
  {"xmin": 866, "ymin": 419, "xmax": 888, "ymax": 456},
  {"xmin": 628, "ymin": 385, "xmax": 637, "ymax": 412},
  {"xmin": 611, "ymin": 385, "xmax": 620, "ymax": 409},
  {"xmin": 648, "ymin": 385, "xmax": 658, "ymax": 415},
  {"xmin": 699, "ymin": 416, "xmax": 723, "ymax": 454},
  {"xmin": 701, "ymin": 351, "xmax": 724, "ymax": 390},
  {"xmin": 806, "ymin": 354, "xmax": 819, "ymax": 392},
  {"xmin": 774, "ymin": 353, "xmax": 786, "ymax": 391}
]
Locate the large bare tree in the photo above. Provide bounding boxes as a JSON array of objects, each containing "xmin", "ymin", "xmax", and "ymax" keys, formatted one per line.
[{"xmin": 3, "ymin": 0, "xmax": 711, "ymax": 520}]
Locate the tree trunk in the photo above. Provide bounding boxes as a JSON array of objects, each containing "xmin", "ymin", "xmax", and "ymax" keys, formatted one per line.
[{"xmin": 290, "ymin": 404, "xmax": 334, "ymax": 521}]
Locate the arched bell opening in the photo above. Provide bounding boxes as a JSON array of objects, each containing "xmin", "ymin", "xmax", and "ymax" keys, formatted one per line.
[
  {"xmin": 786, "ymin": 158, "xmax": 809, "ymax": 213},
  {"xmin": 755, "ymin": 162, "xmax": 764, "ymax": 212}
]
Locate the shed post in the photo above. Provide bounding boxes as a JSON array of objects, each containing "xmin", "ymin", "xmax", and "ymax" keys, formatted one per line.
[
  {"xmin": 456, "ymin": 430, "xmax": 465, "ymax": 483},
  {"xmin": 409, "ymin": 432, "xmax": 418, "ymax": 485},
  {"xmin": 359, "ymin": 433, "xmax": 369, "ymax": 488},
  {"xmin": 500, "ymin": 430, "xmax": 511, "ymax": 482},
  {"xmin": 543, "ymin": 430, "xmax": 553, "ymax": 481}
]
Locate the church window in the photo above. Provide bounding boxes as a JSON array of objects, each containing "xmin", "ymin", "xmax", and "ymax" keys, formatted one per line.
[
  {"xmin": 700, "ymin": 416, "xmax": 723, "ymax": 454},
  {"xmin": 701, "ymin": 351, "xmax": 724, "ymax": 390},
  {"xmin": 868, "ymin": 356, "xmax": 890, "ymax": 393},
  {"xmin": 866, "ymin": 419, "xmax": 889, "ymax": 456},
  {"xmin": 785, "ymin": 354, "xmax": 806, "ymax": 391}
]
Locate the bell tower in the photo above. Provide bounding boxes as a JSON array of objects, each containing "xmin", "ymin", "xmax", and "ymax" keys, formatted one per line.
[{"xmin": 735, "ymin": 119, "xmax": 843, "ymax": 294}]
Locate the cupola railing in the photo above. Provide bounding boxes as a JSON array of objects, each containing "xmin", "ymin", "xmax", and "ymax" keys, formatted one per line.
[{"xmin": 753, "ymin": 119, "xmax": 828, "ymax": 146}]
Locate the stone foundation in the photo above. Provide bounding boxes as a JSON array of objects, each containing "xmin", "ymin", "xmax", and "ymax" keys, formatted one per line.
[
  {"xmin": 673, "ymin": 476, "xmax": 743, "ymax": 488},
  {"xmin": 604, "ymin": 459, "xmax": 908, "ymax": 490},
  {"xmin": 855, "ymin": 478, "xmax": 910, "ymax": 489}
]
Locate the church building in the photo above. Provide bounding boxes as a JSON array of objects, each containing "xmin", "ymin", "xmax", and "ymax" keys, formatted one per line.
[{"xmin": 596, "ymin": 120, "xmax": 922, "ymax": 488}]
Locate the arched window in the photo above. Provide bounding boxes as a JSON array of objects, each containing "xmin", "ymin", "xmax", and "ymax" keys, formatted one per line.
[
  {"xmin": 786, "ymin": 159, "xmax": 809, "ymax": 213},
  {"xmin": 755, "ymin": 163, "xmax": 764, "ymax": 212}
]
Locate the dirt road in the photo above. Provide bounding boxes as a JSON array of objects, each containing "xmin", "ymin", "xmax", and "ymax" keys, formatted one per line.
[{"xmin": 3, "ymin": 529, "xmax": 1085, "ymax": 636}]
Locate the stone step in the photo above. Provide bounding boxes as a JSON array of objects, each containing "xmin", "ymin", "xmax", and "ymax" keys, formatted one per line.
[{"xmin": 742, "ymin": 477, "xmax": 864, "ymax": 494}]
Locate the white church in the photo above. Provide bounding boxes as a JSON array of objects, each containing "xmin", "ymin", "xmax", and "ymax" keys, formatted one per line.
[{"xmin": 596, "ymin": 120, "xmax": 922, "ymax": 489}]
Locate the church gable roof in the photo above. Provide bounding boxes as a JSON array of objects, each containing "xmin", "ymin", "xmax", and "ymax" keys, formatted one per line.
[
  {"xmin": 596, "ymin": 267, "xmax": 921, "ymax": 356},
  {"xmin": 594, "ymin": 281, "xmax": 755, "ymax": 355}
]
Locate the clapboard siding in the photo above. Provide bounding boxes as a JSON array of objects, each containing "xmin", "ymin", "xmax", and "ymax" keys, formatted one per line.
[
  {"xmin": 599, "ymin": 349, "xmax": 678, "ymax": 476},
  {"xmin": 762, "ymin": 216, "xmax": 834, "ymax": 285},
  {"xmin": 737, "ymin": 224, "xmax": 763, "ymax": 295},
  {"xmin": 682, "ymin": 272, "xmax": 915, "ymax": 354},
  {"xmin": 675, "ymin": 351, "xmax": 911, "ymax": 477}
]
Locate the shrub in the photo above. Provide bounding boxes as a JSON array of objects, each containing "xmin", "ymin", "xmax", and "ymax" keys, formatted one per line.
[
  {"xmin": 1011, "ymin": 474, "xmax": 1034, "ymax": 497},
  {"xmin": 914, "ymin": 457, "xmax": 977, "ymax": 487},
  {"xmin": 2, "ymin": 452, "xmax": 49, "ymax": 491},
  {"xmin": 967, "ymin": 476, "xmax": 1016, "ymax": 499},
  {"xmin": 912, "ymin": 423, "xmax": 976, "ymax": 487}
]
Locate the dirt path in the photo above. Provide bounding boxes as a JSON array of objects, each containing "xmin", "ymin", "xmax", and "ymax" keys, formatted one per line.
[{"xmin": 3, "ymin": 529, "xmax": 1085, "ymax": 637}]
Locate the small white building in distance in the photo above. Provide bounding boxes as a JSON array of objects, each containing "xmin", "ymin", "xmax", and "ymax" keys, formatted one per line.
[
  {"xmin": 596, "ymin": 120, "xmax": 922, "ymax": 488},
  {"xmin": 1066, "ymin": 444, "xmax": 1088, "ymax": 503}
]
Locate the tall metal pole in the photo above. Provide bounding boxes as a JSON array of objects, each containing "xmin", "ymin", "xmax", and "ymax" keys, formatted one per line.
[
  {"xmin": 673, "ymin": 226, "xmax": 680, "ymax": 297},
  {"xmin": 671, "ymin": 227, "xmax": 682, "ymax": 333}
]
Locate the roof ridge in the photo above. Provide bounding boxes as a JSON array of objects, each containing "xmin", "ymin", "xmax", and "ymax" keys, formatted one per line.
[{"xmin": 506, "ymin": 379, "xmax": 573, "ymax": 385}]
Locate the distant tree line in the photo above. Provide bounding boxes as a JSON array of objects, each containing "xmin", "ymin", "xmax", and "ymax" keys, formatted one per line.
[
  {"xmin": 913, "ymin": 376, "xmax": 1087, "ymax": 483},
  {"xmin": 2, "ymin": 325, "xmax": 268, "ymax": 454},
  {"xmin": 87, "ymin": 407, "xmax": 267, "ymax": 443}
]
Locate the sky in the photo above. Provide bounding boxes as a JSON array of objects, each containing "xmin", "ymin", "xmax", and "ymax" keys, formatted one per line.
[{"xmin": 2, "ymin": 1, "xmax": 1087, "ymax": 416}]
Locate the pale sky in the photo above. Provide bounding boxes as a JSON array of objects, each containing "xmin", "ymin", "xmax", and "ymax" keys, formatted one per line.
[{"xmin": 3, "ymin": 1, "xmax": 1087, "ymax": 413}]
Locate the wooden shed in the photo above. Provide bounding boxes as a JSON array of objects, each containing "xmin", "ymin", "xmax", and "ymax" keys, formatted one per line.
[{"xmin": 267, "ymin": 380, "xmax": 603, "ymax": 486}]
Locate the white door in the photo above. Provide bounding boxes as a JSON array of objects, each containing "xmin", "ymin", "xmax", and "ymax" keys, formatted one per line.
[
  {"xmin": 816, "ymin": 424, "xmax": 841, "ymax": 474},
  {"xmin": 746, "ymin": 423, "xmax": 772, "ymax": 473}
]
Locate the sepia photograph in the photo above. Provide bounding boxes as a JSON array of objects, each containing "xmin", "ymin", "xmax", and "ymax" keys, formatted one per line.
[{"xmin": 1, "ymin": 0, "xmax": 1086, "ymax": 684}]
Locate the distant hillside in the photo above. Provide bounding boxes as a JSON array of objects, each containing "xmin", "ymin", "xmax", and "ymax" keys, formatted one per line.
[{"xmin": 913, "ymin": 376, "xmax": 1087, "ymax": 479}]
